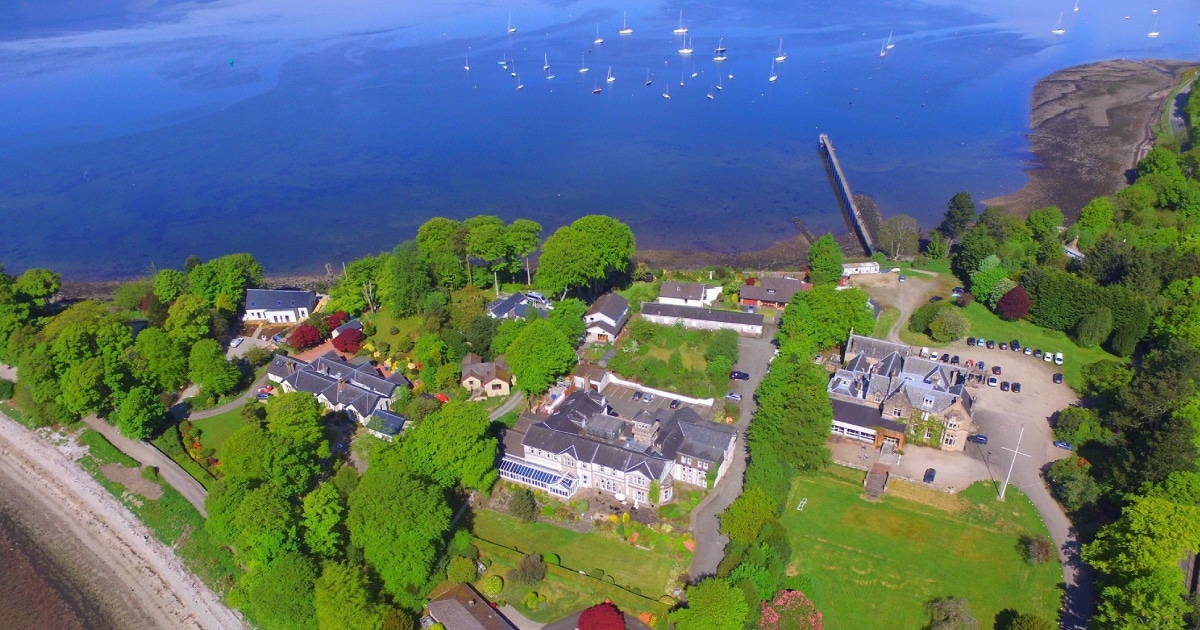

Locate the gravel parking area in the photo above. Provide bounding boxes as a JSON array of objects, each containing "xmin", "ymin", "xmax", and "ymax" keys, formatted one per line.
[{"xmin": 602, "ymin": 383, "xmax": 716, "ymax": 420}]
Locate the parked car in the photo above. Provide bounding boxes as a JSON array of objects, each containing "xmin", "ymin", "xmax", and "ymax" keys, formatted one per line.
[
  {"xmin": 1010, "ymin": 340, "xmax": 1021, "ymax": 351},
  {"xmin": 730, "ymin": 371, "xmax": 751, "ymax": 381},
  {"xmin": 898, "ymin": 274, "xmax": 907, "ymax": 283},
  {"xmin": 923, "ymin": 468, "xmax": 937, "ymax": 484},
  {"xmin": 952, "ymin": 287, "xmax": 965, "ymax": 296},
  {"xmin": 1000, "ymin": 381, "xmax": 1010, "ymax": 392},
  {"xmin": 992, "ymin": 365, "xmax": 1002, "ymax": 375},
  {"xmin": 725, "ymin": 392, "xmax": 742, "ymax": 402},
  {"xmin": 967, "ymin": 434, "xmax": 988, "ymax": 444},
  {"xmin": 230, "ymin": 337, "xmax": 244, "ymax": 348},
  {"xmin": 987, "ymin": 376, "xmax": 999, "ymax": 387},
  {"xmin": 1053, "ymin": 373, "xmax": 1064, "ymax": 384},
  {"xmin": 670, "ymin": 399, "xmax": 681, "ymax": 409},
  {"xmin": 1053, "ymin": 440, "xmax": 1075, "ymax": 451},
  {"xmin": 999, "ymin": 342, "xmax": 1008, "ymax": 351},
  {"xmin": 977, "ymin": 361, "xmax": 986, "ymax": 371},
  {"xmin": 967, "ymin": 337, "xmax": 977, "ymax": 346},
  {"xmin": 1024, "ymin": 346, "xmax": 1033, "ymax": 355},
  {"xmin": 813, "ymin": 354, "xmax": 824, "ymax": 364},
  {"xmin": 930, "ymin": 351, "xmax": 940, "ymax": 360},
  {"xmin": 986, "ymin": 340, "xmax": 996, "ymax": 349},
  {"xmin": 941, "ymin": 354, "xmax": 950, "ymax": 363},
  {"xmin": 632, "ymin": 391, "xmax": 643, "ymax": 401},
  {"xmin": 951, "ymin": 355, "xmax": 960, "ymax": 365},
  {"xmin": 930, "ymin": 295, "xmax": 944, "ymax": 303},
  {"xmin": 1011, "ymin": 382, "xmax": 1021, "ymax": 393},
  {"xmin": 1043, "ymin": 352, "xmax": 1054, "ymax": 363},
  {"xmin": 1054, "ymin": 352, "xmax": 1064, "ymax": 366},
  {"xmin": 255, "ymin": 393, "xmax": 270, "ymax": 401},
  {"xmin": 1034, "ymin": 349, "xmax": 1043, "ymax": 358},
  {"xmin": 642, "ymin": 393, "xmax": 655, "ymax": 404}
]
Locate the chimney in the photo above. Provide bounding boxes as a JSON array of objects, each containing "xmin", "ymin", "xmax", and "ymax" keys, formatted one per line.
[
  {"xmin": 338, "ymin": 378, "xmax": 345, "ymax": 392},
  {"xmin": 286, "ymin": 359, "xmax": 296, "ymax": 374}
]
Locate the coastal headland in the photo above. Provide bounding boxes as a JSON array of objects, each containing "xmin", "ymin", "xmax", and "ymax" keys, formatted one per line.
[
  {"xmin": 986, "ymin": 59, "xmax": 1197, "ymax": 219},
  {"xmin": 0, "ymin": 414, "xmax": 245, "ymax": 630}
]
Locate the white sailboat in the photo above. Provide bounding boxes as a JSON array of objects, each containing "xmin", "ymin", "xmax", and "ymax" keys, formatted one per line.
[
  {"xmin": 716, "ymin": 74, "xmax": 723, "ymax": 90},
  {"xmin": 578, "ymin": 53, "xmax": 589, "ymax": 73},
  {"xmin": 507, "ymin": 14, "xmax": 516, "ymax": 34},
  {"xmin": 663, "ymin": 83, "xmax": 671, "ymax": 99},
  {"xmin": 768, "ymin": 58, "xmax": 778, "ymax": 83},
  {"xmin": 678, "ymin": 36, "xmax": 693, "ymax": 55},
  {"xmin": 713, "ymin": 37, "xmax": 727, "ymax": 62},
  {"xmin": 594, "ymin": 24, "xmax": 604, "ymax": 45},
  {"xmin": 706, "ymin": 88, "xmax": 714, "ymax": 100},
  {"xmin": 885, "ymin": 30, "xmax": 895, "ymax": 50},
  {"xmin": 1073, "ymin": 0, "xmax": 1080, "ymax": 13},
  {"xmin": 673, "ymin": 11, "xmax": 688, "ymax": 35},
  {"xmin": 498, "ymin": 53, "xmax": 508, "ymax": 67},
  {"xmin": 645, "ymin": 68, "xmax": 652, "ymax": 86},
  {"xmin": 516, "ymin": 75, "xmax": 524, "ymax": 90},
  {"xmin": 464, "ymin": 54, "xmax": 470, "ymax": 72},
  {"xmin": 774, "ymin": 39, "xmax": 787, "ymax": 62},
  {"xmin": 1051, "ymin": 13, "xmax": 1066, "ymax": 35},
  {"xmin": 1148, "ymin": 15, "xmax": 1160, "ymax": 37},
  {"xmin": 606, "ymin": 66, "xmax": 616, "ymax": 83},
  {"xmin": 546, "ymin": 73, "xmax": 556, "ymax": 80},
  {"xmin": 543, "ymin": 54, "xmax": 550, "ymax": 71},
  {"xmin": 879, "ymin": 40, "xmax": 887, "ymax": 58},
  {"xmin": 620, "ymin": 12, "xmax": 633, "ymax": 35}
]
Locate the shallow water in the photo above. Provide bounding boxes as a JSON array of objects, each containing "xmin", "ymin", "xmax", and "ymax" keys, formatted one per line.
[{"xmin": 0, "ymin": 0, "xmax": 1196, "ymax": 277}]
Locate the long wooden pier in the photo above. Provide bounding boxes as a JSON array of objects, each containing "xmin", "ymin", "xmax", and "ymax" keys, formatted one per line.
[{"xmin": 818, "ymin": 134, "xmax": 875, "ymax": 255}]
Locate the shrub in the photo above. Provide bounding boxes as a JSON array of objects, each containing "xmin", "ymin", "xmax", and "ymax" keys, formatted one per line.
[
  {"xmin": 509, "ymin": 554, "xmax": 545, "ymax": 585},
  {"xmin": 395, "ymin": 335, "xmax": 415, "ymax": 353},
  {"xmin": 480, "ymin": 575, "xmax": 503, "ymax": 598},
  {"xmin": 447, "ymin": 555, "xmax": 479, "ymax": 584},
  {"xmin": 1046, "ymin": 457, "xmax": 1099, "ymax": 512},
  {"xmin": 995, "ymin": 286, "xmax": 1031, "ymax": 320},
  {"xmin": 955, "ymin": 292, "xmax": 974, "ymax": 307},
  {"xmin": 928, "ymin": 309, "xmax": 969, "ymax": 342},
  {"xmin": 1020, "ymin": 535, "xmax": 1054, "ymax": 566},
  {"xmin": 332, "ymin": 328, "xmax": 365, "ymax": 354},
  {"xmin": 288, "ymin": 323, "xmax": 322, "ymax": 349},
  {"xmin": 589, "ymin": 568, "xmax": 606, "ymax": 579},
  {"xmin": 509, "ymin": 487, "xmax": 537, "ymax": 523},
  {"xmin": 578, "ymin": 602, "xmax": 626, "ymax": 630},
  {"xmin": 1053, "ymin": 407, "xmax": 1108, "ymax": 446},
  {"xmin": 326, "ymin": 311, "xmax": 348, "ymax": 329},
  {"xmin": 909, "ymin": 301, "xmax": 953, "ymax": 334},
  {"xmin": 244, "ymin": 346, "xmax": 273, "ymax": 367},
  {"xmin": 543, "ymin": 553, "xmax": 560, "ymax": 565},
  {"xmin": 1074, "ymin": 307, "xmax": 1113, "ymax": 348},
  {"xmin": 760, "ymin": 590, "xmax": 824, "ymax": 630},
  {"xmin": 1005, "ymin": 613, "xmax": 1054, "ymax": 630},
  {"xmin": 524, "ymin": 591, "xmax": 540, "ymax": 610},
  {"xmin": 0, "ymin": 378, "xmax": 13, "ymax": 400},
  {"xmin": 141, "ymin": 466, "xmax": 160, "ymax": 481},
  {"xmin": 389, "ymin": 325, "xmax": 400, "ymax": 335}
]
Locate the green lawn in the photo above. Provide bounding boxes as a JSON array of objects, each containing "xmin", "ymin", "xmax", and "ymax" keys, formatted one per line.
[
  {"xmin": 194, "ymin": 406, "xmax": 248, "ymax": 460},
  {"xmin": 783, "ymin": 471, "xmax": 1062, "ymax": 630},
  {"xmin": 472, "ymin": 509, "xmax": 684, "ymax": 598},
  {"xmin": 872, "ymin": 306, "xmax": 900, "ymax": 340},
  {"xmin": 364, "ymin": 313, "xmax": 422, "ymax": 351}
]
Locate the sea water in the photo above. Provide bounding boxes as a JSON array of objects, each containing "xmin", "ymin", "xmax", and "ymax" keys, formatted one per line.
[{"xmin": 0, "ymin": 0, "xmax": 1195, "ymax": 277}]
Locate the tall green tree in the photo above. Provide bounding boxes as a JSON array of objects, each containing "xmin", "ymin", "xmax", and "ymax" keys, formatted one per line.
[
  {"xmin": 188, "ymin": 338, "xmax": 240, "ymax": 395},
  {"xmin": 188, "ymin": 253, "xmax": 263, "ymax": 308},
  {"xmin": 876, "ymin": 214, "xmax": 921, "ymax": 259},
  {"xmin": 165, "ymin": 293, "xmax": 211, "ymax": 346},
  {"xmin": 670, "ymin": 578, "xmax": 749, "ymax": 630},
  {"xmin": 1027, "ymin": 206, "xmax": 1065, "ymax": 242},
  {"xmin": 806, "ymin": 233, "xmax": 844, "ymax": 285},
  {"xmin": 400, "ymin": 401, "xmax": 497, "ymax": 490},
  {"xmin": 266, "ymin": 392, "xmax": 327, "ymax": 454},
  {"xmin": 547, "ymin": 297, "xmax": 587, "ymax": 343},
  {"xmin": 465, "ymin": 216, "xmax": 509, "ymax": 287},
  {"xmin": 152, "ymin": 269, "xmax": 189, "ymax": 303},
  {"xmin": 58, "ymin": 357, "xmax": 108, "ymax": 418},
  {"xmin": 205, "ymin": 476, "xmax": 253, "ymax": 547},
  {"xmin": 234, "ymin": 483, "xmax": 301, "ymax": 568},
  {"xmin": 314, "ymin": 562, "xmax": 385, "ymax": 630},
  {"xmin": 239, "ymin": 551, "xmax": 318, "ymax": 630},
  {"xmin": 13, "ymin": 268, "xmax": 61, "ymax": 302},
  {"xmin": 111, "ymin": 385, "xmax": 165, "ymax": 439},
  {"xmin": 380, "ymin": 241, "xmax": 433, "ymax": 317},
  {"xmin": 133, "ymin": 328, "xmax": 188, "ymax": 392},
  {"xmin": 505, "ymin": 219, "xmax": 543, "ymax": 283},
  {"xmin": 347, "ymin": 456, "xmax": 451, "ymax": 603},
  {"xmin": 750, "ymin": 343, "xmax": 832, "ymax": 472},
  {"xmin": 328, "ymin": 255, "xmax": 386, "ymax": 314},
  {"xmin": 506, "ymin": 318, "xmax": 576, "ymax": 395},
  {"xmin": 416, "ymin": 217, "xmax": 468, "ymax": 289},
  {"xmin": 536, "ymin": 225, "xmax": 595, "ymax": 299},
  {"xmin": 779, "ymin": 286, "xmax": 874, "ymax": 349},
  {"xmin": 940, "ymin": 192, "xmax": 977, "ymax": 241},
  {"xmin": 951, "ymin": 226, "xmax": 996, "ymax": 283},
  {"xmin": 718, "ymin": 486, "xmax": 776, "ymax": 545},
  {"xmin": 572, "ymin": 215, "xmax": 636, "ymax": 283},
  {"xmin": 302, "ymin": 482, "xmax": 346, "ymax": 560}
]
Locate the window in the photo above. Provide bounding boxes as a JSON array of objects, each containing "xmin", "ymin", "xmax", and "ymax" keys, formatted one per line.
[
  {"xmin": 923, "ymin": 428, "xmax": 931, "ymax": 440},
  {"xmin": 942, "ymin": 434, "xmax": 957, "ymax": 447},
  {"xmin": 945, "ymin": 419, "xmax": 959, "ymax": 430},
  {"xmin": 491, "ymin": 383, "xmax": 502, "ymax": 390},
  {"xmin": 922, "ymin": 395, "xmax": 935, "ymax": 409},
  {"xmin": 893, "ymin": 407, "xmax": 903, "ymax": 417},
  {"xmin": 873, "ymin": 391, "xmax": 883, "ymax": 403}
]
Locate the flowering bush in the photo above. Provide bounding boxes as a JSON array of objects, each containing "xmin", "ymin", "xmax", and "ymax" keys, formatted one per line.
[
  {"xmin": 760, "ymin": 590, "xmax": 823, "ymax": 630},
  {"xmin": 578, "ymin": 602, "xmax": 625, "ymax": 630},
  {"xmin": 332, "ymin": 328, "xmax": 364, "ymax": 354}
]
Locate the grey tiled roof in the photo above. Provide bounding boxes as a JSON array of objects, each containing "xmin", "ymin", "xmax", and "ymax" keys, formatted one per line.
[
  {"xmin": 832, "ymin": 398, "xmax": 906, "ymax": 433},
  {"xmin": 245, "ymin": 289, "xmax": 316, "ymax": 312},
  {"xmin": 640, "ymin": 303, "xmax": 764, "ymax": 326},
  {"xmin": 656, "ymin": 408, "xmax": 736, "ymax": 464},
  {"xmin": 739, "ymin": 277, "xmax": 808, "ymax": 303},
  {"xmin": 427, "ymin": 583, "xmax": 518, "ymax": 630},
  {"xmin": 658, "ymin": 282, "xmax": 708, "ymax": 301},
  {"xmin": 488, "ymin": 292, "xmax": 528, "ymax": 318},
  {"xmin": 831, "ymin": 334, "xmax": 972, "ymax": 418},
  {"xmin": 586, "ymin": 293, "xmax": 630, "ymax": 323}
]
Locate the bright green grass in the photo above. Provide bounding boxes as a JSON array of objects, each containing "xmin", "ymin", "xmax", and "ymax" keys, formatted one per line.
[
  {"xmin": 194, "ymin": 406, "xmax": 246, "ymax": 459},
  {"xmin": 783, "ymin": 472, "xmax": 1062, "ymax": 630},
  {"xmin": 872, "ymin": 306, "xmax": 900, "ymax": 340},
  {"xmin": 364, "ymin": 313, "xmax": 422, "ymax": 351},
  {"xmin": 472, "ymin": 509, "xmax": 683, "ymax": 598}
]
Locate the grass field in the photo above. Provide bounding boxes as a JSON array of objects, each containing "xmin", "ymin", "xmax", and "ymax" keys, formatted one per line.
[
  {"xmin": 472, "ymin": 509, "xmax": 684, "ymax": 597},
  {"xmin": 872, "ymin": 306, "xmax": 900, "ymax": 340},
  {"xmin": 364, "ymin": 313, "xmax": 422, "ymax": 351},
  {"xmin": 193, "ymin": 406, "xmax": 247, "ymax": 460},
  {"xmin": 783, "ymin": 470, "xmax": 1062, "ymax": 630}
]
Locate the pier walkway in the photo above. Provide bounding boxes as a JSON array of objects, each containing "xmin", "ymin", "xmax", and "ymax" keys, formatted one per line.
[{"xmin": 818, "ymin": 134, "xmax": 875, "ymax": 255}]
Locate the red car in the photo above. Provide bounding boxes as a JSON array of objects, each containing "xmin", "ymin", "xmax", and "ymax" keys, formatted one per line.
[{"xmin": 992, "ymin": 365, "xmax": 1002, "ymax": 376}]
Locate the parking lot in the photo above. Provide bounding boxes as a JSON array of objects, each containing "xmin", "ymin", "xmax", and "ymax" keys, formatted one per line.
[{"xmin": 602, "ymin": 383, "xmax": 718, "ymax": 420}]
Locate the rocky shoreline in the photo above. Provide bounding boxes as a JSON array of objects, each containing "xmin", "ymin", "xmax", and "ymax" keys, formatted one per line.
[{"xmin": 985, "ymin": 59, "xmax": 1197, "ymax": 219}]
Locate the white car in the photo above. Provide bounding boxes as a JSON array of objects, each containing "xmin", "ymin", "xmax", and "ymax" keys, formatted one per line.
[
  {"xmin": 1043, "ymin": 352, "xmax": 1054, "ymax": 363},
  {"xmin": 1054, "ymin": 352, "xmax": 1064, "ymax": 366},
  {"xmin": 230, "ymin": 337, "xmax": 244, "ymax": 348},
  {"xmin": 930, "ymin": 351, "xmax": 940, "ymax": 360},
  {"xmin": 987, "ymin": 376, "xmax": 999, "ymax": 387}
]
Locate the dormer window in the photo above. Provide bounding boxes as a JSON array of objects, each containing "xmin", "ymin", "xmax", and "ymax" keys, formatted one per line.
[{"xmin": 922, "ymin": 395, "xmax": 935, "ymax": 409}]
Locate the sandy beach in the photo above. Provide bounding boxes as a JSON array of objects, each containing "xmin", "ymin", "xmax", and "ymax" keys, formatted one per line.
[
  {"xmin": 0, "ymin": 413, "xmax": 245, "ymax": 630},
  {"xmin": 985, "ymin": 59, "xmax": 1196, "ymax": 219}
]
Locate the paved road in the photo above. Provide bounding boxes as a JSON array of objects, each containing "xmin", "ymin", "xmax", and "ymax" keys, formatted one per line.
[
  {"xmin": 186, "ymin": 372, "xmax": 269, "ymax": 421},
  {"xmin": 82, "ymin": 416, "xmax": 210, "ymax": 517},
  {"xmin": 688, "ymin": 324, "xmax": 777, "ymax": 580},
  {"xmin": 489, "ymin": 392, "xmax": 524, "ymax": 422}
]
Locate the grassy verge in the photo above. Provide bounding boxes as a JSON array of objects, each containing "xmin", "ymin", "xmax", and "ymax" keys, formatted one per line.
[
  {"xmin": 150, "ymin": 426, "xmax": 217, "ymax": 490},
  {"xmin": 783, "ymin": 471, "xmax": 1061, "ymax": 629},
  {"xmin": 871, "ymin": 306, "xmax": 900, "ymax": 340},
  {"xmin": 474, "ymin": 537, "xmax": 671, "ymax": 628},
  {"xmin": 79, "ymin": 429, "xmax": 140, "ymax": 467},
  {"xmin": 0, "ymin": 401, "xmax": 38, "ymax": 429}
]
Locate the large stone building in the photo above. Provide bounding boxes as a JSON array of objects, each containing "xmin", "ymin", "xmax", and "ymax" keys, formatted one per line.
[
  {"xmin": 827, "ymin": 334, "xmax": 975, "ymax": 451},
  {"xmin": 499, "ymin": 391, "xmax": 737, "ymax": 502}
]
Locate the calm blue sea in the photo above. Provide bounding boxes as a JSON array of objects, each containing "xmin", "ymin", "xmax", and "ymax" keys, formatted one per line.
[{"xmin": 0, "ymin": 0, "xmax": 1196, "ymax": 277}]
